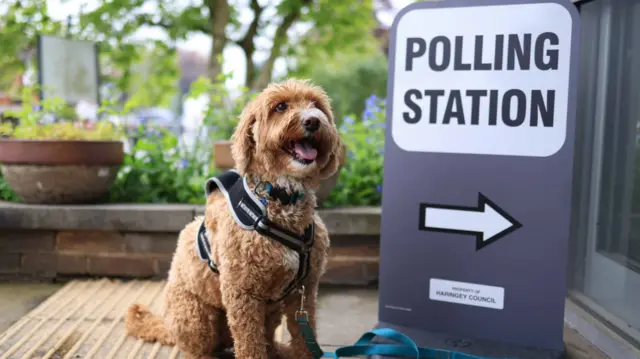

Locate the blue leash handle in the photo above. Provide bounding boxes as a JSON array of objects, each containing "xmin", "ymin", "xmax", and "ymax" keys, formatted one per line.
[{"xmin": 296, "ymin": 317, "xmax": 516, "ymax": 359}]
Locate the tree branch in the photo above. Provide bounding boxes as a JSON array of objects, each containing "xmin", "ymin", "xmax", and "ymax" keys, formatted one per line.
[
  {"xmin": 206, "ymin": 0, "xmax": 230, "ymax": 81},
  {"xmin": 137, "ymin": 13, "xmax": 210, "ymax": 35},
  {"xmin": 251, "ymin": 0, "xmax": 311, "ymax": 90},
  {"xmin": 235, "ymin": 0, "xmax": 263, "ymax": 87}
]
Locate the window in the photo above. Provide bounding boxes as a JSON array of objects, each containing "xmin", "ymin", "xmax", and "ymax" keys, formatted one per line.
[{"xmin": 569, "ymin": 0, "xmax": 640, "ymax": 344}]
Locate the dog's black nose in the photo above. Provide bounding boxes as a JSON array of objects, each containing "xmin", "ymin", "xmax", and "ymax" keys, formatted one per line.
[{"xmin": 303, "ymin": 117, "xmax": 320, "ymax": 132}]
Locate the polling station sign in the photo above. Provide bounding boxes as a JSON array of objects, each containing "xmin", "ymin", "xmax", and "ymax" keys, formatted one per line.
[
  {"xmin": 378, "ymin": 0, "xmax": 579, "ymax": 357},
  {"xmin": 391, "ymin": 2, "xmax": 572, "ymax": 157}
]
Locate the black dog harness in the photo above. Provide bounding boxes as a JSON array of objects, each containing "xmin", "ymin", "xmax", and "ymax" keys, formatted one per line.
[{"xmin": 196, "ymin": 170, "xmax": 315, "ymax": 302}]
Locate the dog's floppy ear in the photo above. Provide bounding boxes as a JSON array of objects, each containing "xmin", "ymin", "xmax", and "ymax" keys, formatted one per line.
[
  {"xmin": 318, "ymin": 135, "xmax": 346, "ymax": 180},
  {"xmin": 231, "ymin": 102, "xmax": 258, "ymax": 174}
]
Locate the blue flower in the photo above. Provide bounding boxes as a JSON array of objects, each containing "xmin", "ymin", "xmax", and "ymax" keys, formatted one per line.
[
  {"xmin": 363, "ymin": 109, "xmax": 374, "ymax": 122},
  {"xmin": 178, "ymin": 158, "xmax": 188, "ymax": 169},
  {"xmin": 365, "ymin": 94, "xmax": 380, "ymax": 114},
  {"xmin": 32, "ymin": 105, "xmax": 42, "ymax": 112},
  {"xmin": 347, "ymin": 151, "xmax": 354, "ymax": 158},
  {"xmin": 340, "ymin": 116, "xmax": 354, "ymax": 132},
  {"xmin": 379, "ymin": 148, "xmax": 384, "ymax": 155},
  {"xmin": 147, "ymin": 128, "xmax": 162, "ymax": 138},
  {"xmin": 365, "ymin": 94, "xmax": 378, "ymax": 108},
  {"xmin": 376, "ymin": 184, "xmax": 382, "ymax": 193}
]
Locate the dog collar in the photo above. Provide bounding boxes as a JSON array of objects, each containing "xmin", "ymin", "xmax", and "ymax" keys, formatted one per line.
[
  {"xmin": 259, "ymin": 182, "xmax": 304, "ymax": 206},
  {"xmin": 196, "ymin": 170, "xmax": 315, "ymax": 302}
]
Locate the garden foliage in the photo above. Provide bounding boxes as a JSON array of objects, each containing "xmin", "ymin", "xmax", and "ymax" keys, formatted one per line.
[{"xmin": 0, "ymin": 84, "xmax": 387, "ymax": 207}]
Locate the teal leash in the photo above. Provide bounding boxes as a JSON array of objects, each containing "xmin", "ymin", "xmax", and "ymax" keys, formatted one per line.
[{"xmin": 295, "ymin": 289, "xmax": 515, "ymax": 359}]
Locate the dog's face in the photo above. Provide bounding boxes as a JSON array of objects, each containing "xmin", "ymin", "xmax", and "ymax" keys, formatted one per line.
[{"xmin": 231, "ymin": 79, "xmax": 343, "ymax": 187}]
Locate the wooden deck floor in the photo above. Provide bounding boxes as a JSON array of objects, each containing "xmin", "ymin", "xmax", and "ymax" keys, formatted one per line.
[
  {"xmin": 0, "ymin": 279, "xmax": 611, "ymax": 359},
  {"xmin": 0, "ymin": 279, "xmax": 286, "ymax": 359}
]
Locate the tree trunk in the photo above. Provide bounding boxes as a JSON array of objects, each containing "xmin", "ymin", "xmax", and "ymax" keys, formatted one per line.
[
  {"xmin": 238, "ymin": 0, "xmax": 262, "ymax": 89},
  {"xmin": 207, "ymin": 0, "xmax": 230, "ymax": 82}
]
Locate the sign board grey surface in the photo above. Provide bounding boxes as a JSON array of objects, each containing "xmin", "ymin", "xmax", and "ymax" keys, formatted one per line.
[{"xmin": 377, "ymin": 0, "xmax": 579, "ymax": 357}]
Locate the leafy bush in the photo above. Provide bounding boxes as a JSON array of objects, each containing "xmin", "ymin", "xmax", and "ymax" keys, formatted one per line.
[
  {"xmin": 0, "ymin": 80, "xmax": 388, "ymax": 208},
  {"xmin": 324, "ymin": 95, "xmax": 385, "ymax": 207},
  {"xmin": 0, "ymin": 176, "xmax": 19, "ymax": 202},
  {"xmin": 108, "ymin": 124, "xmax": 215, "ymax": 204},
  {"xmin": 108, "ymin": 73, "xmax": 249, "ymax": 204},
  {"xmin": 0, "ymin": 86, "xmax": 123, "ymax": 141}
]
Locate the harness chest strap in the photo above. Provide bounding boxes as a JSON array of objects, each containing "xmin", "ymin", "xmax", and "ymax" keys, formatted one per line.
[{"xmin": 196, "ymin": 170, "xmax": 315, "ymax": 302}]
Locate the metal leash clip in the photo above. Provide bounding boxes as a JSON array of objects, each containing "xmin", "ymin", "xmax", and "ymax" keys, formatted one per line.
[{"xmin": 296, "ymin": 285, "xmax": 308, "ymax": 320}]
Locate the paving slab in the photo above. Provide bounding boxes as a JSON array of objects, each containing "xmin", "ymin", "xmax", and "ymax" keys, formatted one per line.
[
  {"xmin": 0, "ymin": 280, "xmax": 610, "ymax": 358},
  {"xmin": 0, "ymin": 282, "xmax": 61, "ymax": 333}
]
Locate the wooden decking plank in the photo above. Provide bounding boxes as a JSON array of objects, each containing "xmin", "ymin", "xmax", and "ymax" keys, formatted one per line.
[
  {"xmin": 18, "ymin": 279, "xmax": 110, "ymax": 359},
  {"xmin": 61, "ymin": 280, "xmax": 137, "ymax": 359},
  {"xmin": 0, "ymin": 279, "xmax": 287, "ymax": 359}
]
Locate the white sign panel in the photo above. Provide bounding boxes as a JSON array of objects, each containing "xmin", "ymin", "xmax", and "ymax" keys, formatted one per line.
[
  {"xmin": 391, "ymin": 3, "xmax": 573, "ymax": 157},
  {"xmin": 38, "ymin": 35, "xmax": 100, "ymax": 105},
  {"xmin": 429, "ymin": 278, "xmax": 505, "ymax": 310}
]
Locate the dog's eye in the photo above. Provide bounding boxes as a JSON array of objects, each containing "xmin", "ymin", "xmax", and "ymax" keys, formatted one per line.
[{"xmin": 274, "ymin": 102, "xmax": 288, "ymax": 112}]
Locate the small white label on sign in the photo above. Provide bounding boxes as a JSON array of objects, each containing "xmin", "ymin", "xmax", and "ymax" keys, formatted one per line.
[
  {"xmin": 429, "ymin": 278, "xmax": 504, "ymax": 310},
  {"xmin": 391, "ymin": 3, "xmax": 573, "ymax": 157}
]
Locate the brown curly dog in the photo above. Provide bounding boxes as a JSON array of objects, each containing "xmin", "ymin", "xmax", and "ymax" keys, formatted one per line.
[{"xmin": 125, "ymin": 78, "xmax": 344, "ymax": 359}]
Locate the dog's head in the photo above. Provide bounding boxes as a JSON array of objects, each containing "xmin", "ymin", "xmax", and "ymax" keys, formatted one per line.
[{"xmin": 230, "ymin": 79, "xmax": 344, "ymax": 188}]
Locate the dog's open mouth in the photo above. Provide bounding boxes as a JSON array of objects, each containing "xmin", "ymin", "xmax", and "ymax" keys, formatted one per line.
[{"xmin": 289, "ymin": 137, "xmax": 318, "ymax": 165}]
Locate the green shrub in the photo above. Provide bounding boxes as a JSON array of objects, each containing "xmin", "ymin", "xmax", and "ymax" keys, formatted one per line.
[
  {"xmin": 108, "ymin": 125, "xmax": 214, "ymax": 204},
  {"xmin": 324, "ymin": 95, "xmax": 385, "ymax": 207},
  {"xmin": 0, "ymin": 86, "xmax": 123, "ymax": 140},
  {"xmin": 108, "ymin": 73, "xmax": 247, "ymax": 204},
  {"xmin": 0, "ymin": 77, "xmax": 388, "ymax": 207},
  {"xmin": 0, "ymin": 176, "xmax": 18, "ymax": 202}
]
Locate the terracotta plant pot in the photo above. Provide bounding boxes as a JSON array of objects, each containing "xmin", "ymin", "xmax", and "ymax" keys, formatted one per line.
[
  {"xmin": 211, "ymin": 139, "xmax": 343, "ymax": 205},
  {"xmin": 213, "ymin": 140, "xmax": 235, "ymax": 171},
  {"xmin": 0, "ymin": 139, "xmax": 124, "ymax": 204}
]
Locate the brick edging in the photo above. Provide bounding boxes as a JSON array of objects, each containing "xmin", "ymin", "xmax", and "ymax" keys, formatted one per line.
[{"xmin": 0, "ymin": 202, "xmax": 381, "ymax": 285}]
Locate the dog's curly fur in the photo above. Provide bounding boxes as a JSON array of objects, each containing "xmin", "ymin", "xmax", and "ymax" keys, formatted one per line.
[{"xmin": 125, "ymin": 79, "xmax": 344, "ymax": 359}]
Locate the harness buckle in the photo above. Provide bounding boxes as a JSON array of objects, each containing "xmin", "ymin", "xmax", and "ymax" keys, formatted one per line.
[{"xmin": 296, "ymin": 286, "xmax": 308, "ymax": 320}]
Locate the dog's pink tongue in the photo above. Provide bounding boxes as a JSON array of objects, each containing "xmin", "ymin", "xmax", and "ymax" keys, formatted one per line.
[{"xmin": 294, "ymin": 141, "xmax": 318, "ymax": 160}]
